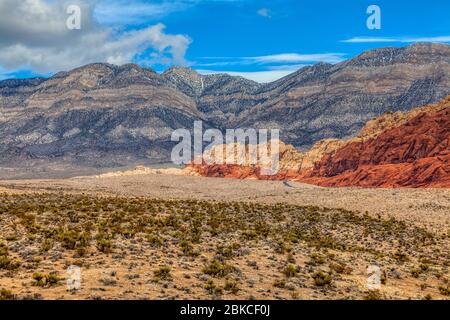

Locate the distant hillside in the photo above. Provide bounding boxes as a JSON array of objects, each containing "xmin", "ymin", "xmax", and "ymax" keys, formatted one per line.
[{"xmin": 1, "ymin": 43, "xmax": 450, "ymax": 177}]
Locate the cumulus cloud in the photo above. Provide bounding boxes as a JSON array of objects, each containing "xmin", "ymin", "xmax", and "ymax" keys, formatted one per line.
[{"xmin": 0, "ymin": 0, "xmax": 192, "ymax": 73}]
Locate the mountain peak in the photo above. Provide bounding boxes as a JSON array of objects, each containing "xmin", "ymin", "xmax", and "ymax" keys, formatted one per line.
[
  {"xmin": 163, "ymin": 66, "xmax": 204, "ymax": 97},
  {"xmin": 163, "ymin": 66, "xmax": 200, "ymax": 78},
  {"xmin": 345, "ymin": 42, "xmax": 450, "ymax": 68}
]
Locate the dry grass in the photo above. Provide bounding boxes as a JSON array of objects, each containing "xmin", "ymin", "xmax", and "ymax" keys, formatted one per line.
[{"xmin": 0, "ymin": 192, "xmax": 448, "ymax": 300}]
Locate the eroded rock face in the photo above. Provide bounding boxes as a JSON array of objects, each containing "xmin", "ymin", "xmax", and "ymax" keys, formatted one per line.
[
  {"xmin": 1, "ymin": 43, "xmax": 450, "ymax": 175},
  {"xmin": 189, "ymin": 96, "xmax": 450, "ymax": 188},
  {"xmin": 306, "ymin": 101, "xmax": 450, "ymax": 187}
]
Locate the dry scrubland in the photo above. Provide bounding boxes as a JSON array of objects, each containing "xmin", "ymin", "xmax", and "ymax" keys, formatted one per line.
[{"xmin": 0, "ymin": 174, "xmax": 449, "ymax": 300}]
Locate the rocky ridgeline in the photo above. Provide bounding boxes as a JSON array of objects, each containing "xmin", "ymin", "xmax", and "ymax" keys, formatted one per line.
[{"xmin": 0, "ymin": 43, "xmax": 450, "ymax": 175}]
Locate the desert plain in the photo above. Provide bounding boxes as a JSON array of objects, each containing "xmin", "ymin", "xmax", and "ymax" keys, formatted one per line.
[{"xmin": 0, "ymin": 172, "xmax": 448, "ymax": 300}]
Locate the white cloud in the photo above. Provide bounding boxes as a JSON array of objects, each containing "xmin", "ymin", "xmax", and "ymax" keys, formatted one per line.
[
  {"xmin": 245, "ymin": 53, "xmax": 345, "ymax": 64},
  {"xmin": 94, "ymin": 0, "xmax": 247, "ymax": 25},
  {"xmin": 94, "ymin": 0, "xmax": 189, "ymax": 25},
  {"xmin": 342, "ymin": 36, "xmax": 450, "ymax": 43},
  {"xmin": 0, "ymin": 0, "xmax": 192, "ymax": 74},
  {"xmin": 196, "ymin": 53, "xmax": 345, "ymax": 68},
  {"xmin": 257, "ymin": 8, "xmax": 271, "ymax": 18},
  {"xmin": 197, "ymin": 68, "xmax": 300, "ymax": 83},
  {"xmin": 194, "ymin": 52, "xmax": 344, "ymax": 83}
]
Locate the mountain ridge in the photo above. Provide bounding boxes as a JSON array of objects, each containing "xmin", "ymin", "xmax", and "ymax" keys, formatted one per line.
[{"xmin": 1, "ymin": 43, "xmax": 450, "ymax": 177}]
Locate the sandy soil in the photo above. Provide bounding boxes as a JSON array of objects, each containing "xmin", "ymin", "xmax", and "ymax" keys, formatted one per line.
[{"xmin": 1, "ymin": 173, "xmax": 449, "ymax": 231}]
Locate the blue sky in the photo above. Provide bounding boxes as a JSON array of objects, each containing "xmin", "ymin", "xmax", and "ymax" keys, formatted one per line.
[{"xmin": 1, "ymin": 0, "xmax": 450, "ymax": 82}]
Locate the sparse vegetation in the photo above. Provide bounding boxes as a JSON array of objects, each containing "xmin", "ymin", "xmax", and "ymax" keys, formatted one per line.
[
  {"xmin": 204, "ymin": 279, "xmax": 223, "ymax": 296},
  {"xmin": 153, "ymin": 266, "xmax": 172, "ymax": 282},
  {"xmin": 312, "ymin": 271, "xmax": 332, "ymax": 287},
  {"xmin": 0, "ymin": 192, "xmax": 447, "ymax": 300},
  {"xmin": 202, "ymin": 259, "xmax": 233, "ymax": 278},
  {"xmin": 364, "ymin": 290, "xmax": 384, "ymax": 300},
  {"xmin": 32, "ymin": 272, "xmax": 59, "ymax": 288},
  {"xmin": 0, "ymin": 288, "xmax": 15, "ymax": 300}
]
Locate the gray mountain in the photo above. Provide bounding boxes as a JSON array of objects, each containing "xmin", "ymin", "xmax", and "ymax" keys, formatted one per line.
[{"xmin": 1, "ymin": 42, "xmax": 449, "ymax": 178}]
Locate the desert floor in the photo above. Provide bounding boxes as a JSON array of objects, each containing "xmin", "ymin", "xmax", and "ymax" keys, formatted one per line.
[{"xmin": 0, "ymin": 173, "xmax": 449, "ymax": 300}]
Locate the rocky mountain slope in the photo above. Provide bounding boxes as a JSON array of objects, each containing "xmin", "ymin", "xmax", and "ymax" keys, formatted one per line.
[
  {"xmin": 305, "ymin": 100, "xmax": 450, "ymax": 187},
  {"xmin": 188, "ymin": 96, "xmax": 450, "ymax": 188},
  {"xmin": 0, "ymin": 43, "xmax": 449, "ymax": 176}
]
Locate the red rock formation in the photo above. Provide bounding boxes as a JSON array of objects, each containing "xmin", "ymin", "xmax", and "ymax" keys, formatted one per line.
[
  {"xmin": 188, "ymin": 97, "xmax": 450, "ymax": 188},
  {"xmin": 306, "ymin": 106, "xmax": 449, "ymax": 188}
]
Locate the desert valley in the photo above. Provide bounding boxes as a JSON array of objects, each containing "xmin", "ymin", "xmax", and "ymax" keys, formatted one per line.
[{"xmin": 0, "ymin": 41, "xmax": 449, "ymax": 301}]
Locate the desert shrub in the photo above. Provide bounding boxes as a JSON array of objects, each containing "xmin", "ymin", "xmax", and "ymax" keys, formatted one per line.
[
  {"xmin": 0, "ymin": 288, "xmax": 15, "ymax": 300},
  {"xmin": 202, "ymin": 259, "xmax": 233, "ymax": 278},
  {"xmin": 120, "ymin": 229, "xmax": 135, "ymax": 239},
  {"xmin": 153, "ymin": 266, "xmax": 172, "ymax": 282},
  {"xmin": 312, "ymin": 271, "xmax": 332, "ymax": 286},
  {"xmin": 438, "ymin": 285, "xmax": 450, "ymax": 296},
  {"xmin": 306, "ymin": 253, "xmax": 326, "ymax": 266},
  {"xmin": 224, "ymin": 279, "xmax": 240, "ymax": 294},
  {"xmin": 364, "ymin": 290, "xmax": 384, "ymax": 300},
  {"xmin": 57, "ymin": 230, "xmax": 89, "ymax": 250},
  {"xmin": 179, "ymin": 240, "xmax": 199, "ymax": 257},
  {"xmin": 273, "ymin": 279, "xmax": 286, "ymax": 288},
  {"xmin": 96, "ymin": 239, "xmax": 112, "ymax": 253},
  {"xmin": 329, "ymin": 261, "xmax": 351, "ymax": 274},
  {"xmin": 411, "ymin": 268, "xmax": 421, "ymax": 278},
  {"xmin": 0, "ymin": 243, "xmax": 20, "ymax": 270},
  {"xmin": 274, "ymin": 239, "xmax": 292, "ymax": 254},
  {"xmin": 254, "ymin": 221, "xmax": 270, "ymax": 237},
  {"xmin": 0, "ymin": 243, "xmax": 8, "ymax": 256},
  {"xmin": 392, "ymin": 250, "xmax": 409, "ymax": 263},
  {"xmin": 146, "ymin": 233, "xmax": 164, "ymax": 247},
  {"xmin": 40, "ymin": 238, "xmax": 53, "ymax": 252},
  {"xmin": 204, "ymin": 279, "xmax": 223, "ymax": 295},
  {"xmin": 283, "ymin": 264, "xmax": 297, "ymax": 278},
  {"xmin": 189, "ymin": 219, "xmax": 203, "ymax": 243},
  {"xmin": 216, "ymin": 243, "xmax": 240, "ymax": 259},
  {"xmin": 32, "ymin": 272, "xmax": 59, "ymax": 288},
  {"xmin": 241, "ymin": 229, "xmax": 257, "ymax": 241}
]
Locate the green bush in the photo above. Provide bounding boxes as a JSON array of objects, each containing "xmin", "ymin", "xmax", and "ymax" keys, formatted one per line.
[
  {"xmin": 438, "ymin": 285, "xmax": 450, "ymax": 296},
  {"xmin": 224, "ymin": 279, "xmax": 240, "ymax": 294},
  {"xmin": 146, "ymin": 233, "xmax": 164, "ymax": 247},
  {"xmin": 283, "ymin": 264, "xmax": 297, "ymax": 278},
  {"xmin": 179, "ymin": 240, "xmax": 198, "ymax": 257},
  {"xmin": 153, "ymin": 266, "xmax": 172, "ymax": 282},
  {"xmin": 273, "ymin": 279, "xmax": 286, "ymax": 288},
  {"xmin": 204, "ymin": 279, "xmax": 223, "ymax": 295},
  {"xmin": 96, "ymin": 239, "xmax": 112, "ymax": 253},
  {"xmin": 312, "ymin": 271, "xmax": 332, "ymax": 286},
  {"xmin": 202, "ymin": 259, "xmax": 232, "ymax": 278},
  {"xmin": 0, "ymin": 288, "xmax": 15, "ymax": 300},
  {"xmin": 32, "ymin": 272, "xmax": 59, "ymax": 288}
]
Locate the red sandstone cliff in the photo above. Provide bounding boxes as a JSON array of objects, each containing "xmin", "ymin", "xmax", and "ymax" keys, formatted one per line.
[{"xmin": 188, "ymin": 96, "xmax": 450, "ymax": 188}]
